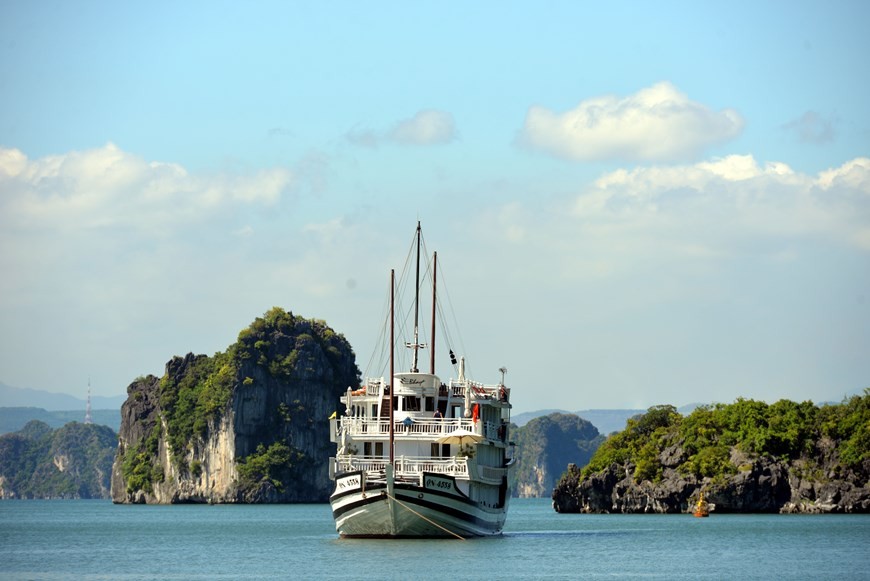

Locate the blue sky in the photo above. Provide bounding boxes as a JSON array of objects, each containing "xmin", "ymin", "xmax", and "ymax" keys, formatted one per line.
[{"xmin": 1, "ymin": 1, "xmax": 868, "ymax": 413}]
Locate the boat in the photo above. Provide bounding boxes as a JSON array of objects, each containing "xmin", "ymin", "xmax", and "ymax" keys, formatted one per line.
[
  {"xmin": 693, "ymin": 490, "xmax": 710, "ymax": 517},
  {"xmin": 328, "ymin": 222, "xmax": 516, "ymax": 538}
]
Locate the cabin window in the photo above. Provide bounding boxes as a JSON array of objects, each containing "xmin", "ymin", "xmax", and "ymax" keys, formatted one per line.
[
  {"xmin": 405, "ymin": 396, "xmax": 421, "ymax": 411},
  {"xmin": 372, "ymin": 404, "xmax": 378, "ymax": 417},
  {"xmin": 363, "ymin": 442, "xmax": 372, "ymax": 456},
  {"xmin": 375, "ymin": 442, "xmax": 384, "ymax": 457},
  {"xmin": 430, "ymin": 443, "xmax": 450, "ymax": 457},
  {"xmin": 424, "ymin": 396, "xmax": 434, "ymax": 412}
]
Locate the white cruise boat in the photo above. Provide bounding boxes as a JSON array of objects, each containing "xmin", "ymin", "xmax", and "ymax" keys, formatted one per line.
[{"xmin": 329, "ymin": 223, "xmax": 515, "ymax": 538}]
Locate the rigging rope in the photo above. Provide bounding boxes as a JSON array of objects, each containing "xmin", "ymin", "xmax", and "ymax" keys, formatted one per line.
[{"xmin": 385, "ymin": 492, "xmax": 466, "ymax": 541}]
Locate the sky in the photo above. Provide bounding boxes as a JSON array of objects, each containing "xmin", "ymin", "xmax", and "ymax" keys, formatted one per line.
[{"xmin": 1, "ymin": 1, "xmax": 868, "ymax": 414}]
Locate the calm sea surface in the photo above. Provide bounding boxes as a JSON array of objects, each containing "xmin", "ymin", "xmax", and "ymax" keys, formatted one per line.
[{"xmin": 1, "ymin": 499, "xmax": 868, "ymax": 580}]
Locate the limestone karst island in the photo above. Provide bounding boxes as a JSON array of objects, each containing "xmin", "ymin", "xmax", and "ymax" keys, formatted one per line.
[{"xmin": 111, "ymin": 307, "xmax": 358, "ymax": 503}]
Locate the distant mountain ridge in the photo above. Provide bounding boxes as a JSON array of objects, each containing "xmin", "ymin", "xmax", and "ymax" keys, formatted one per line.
[
  {"xmin": 0, "ymin": 381, "xmax": 126, "ymax": 411},
  {"xmin": 1, "ymin": 407, "xmax": 121, "ymax": 434},
  {"xmin": 513, "ymin": 405, "xmax": 701, "ymax": 436}
]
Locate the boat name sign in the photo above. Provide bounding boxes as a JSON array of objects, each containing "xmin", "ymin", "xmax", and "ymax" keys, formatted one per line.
[
  {"xmin": 335, "ymin": 473, "xmax": 362, "ymax": 493},
  {"xmin": 424, "ymin": 474, "xmax": 458, "ymax": 496}
]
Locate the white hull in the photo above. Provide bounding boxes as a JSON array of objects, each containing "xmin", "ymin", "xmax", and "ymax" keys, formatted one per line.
[{"xmin": 330, "ymin": 471, "xmax": 509, "ymax": 538}]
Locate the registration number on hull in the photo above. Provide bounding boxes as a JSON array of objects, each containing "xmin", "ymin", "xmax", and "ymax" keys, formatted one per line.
[
  {"xmin": 336, "ymin": 473, "xmax": 363, "ymax": 493},
  {"xmin": 423, "ymin": 474, "xmax": 458, "ymax": 496}
]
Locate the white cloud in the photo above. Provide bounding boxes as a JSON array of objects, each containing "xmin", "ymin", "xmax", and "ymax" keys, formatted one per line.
[
  {"xmin": 0, "ymin": 142, "xmax": 299, "ymax": 322},
  {"xmin": 519, "ymin": 82, "xmax": 744, "ymax": 162},
  {"xmin": 0, "ymin": 143, "xmax": 293, "ymax": 235},
  {"xmin": 572, "ymin": 155, "xmax": 870, "ymax": 254},
  {"xmin": 466, "ymin": 155, "xmax": 870, "ymax": 293},
  {"xmin": 346, "ymin": 110, "xmax": 458, "ymax": 148}
]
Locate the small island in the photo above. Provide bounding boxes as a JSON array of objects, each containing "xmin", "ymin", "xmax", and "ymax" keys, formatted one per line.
[
  {"xmin": 111, "ymin": 307, "xmax": 360, "ymax": 504},
  {"xmin": 552, "ymin": 392, "xmax": 869, "ymax": 514}
]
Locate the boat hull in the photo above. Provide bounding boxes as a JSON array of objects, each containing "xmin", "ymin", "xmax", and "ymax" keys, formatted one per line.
[{"xmin": 330, "ymin": 472, "xmax": 508, "ymax": 538}]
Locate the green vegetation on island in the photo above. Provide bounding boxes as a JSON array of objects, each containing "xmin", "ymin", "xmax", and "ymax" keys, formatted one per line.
[
  {"xmin": 114, "ymin": 307, "xmax": 360, "ymax": 503},
  {"xmin": 581, "ymin": 393, "xmax": 869, "ymax": 483},
  {"xmin": 553, "ymin": 390, "xmax": 870, "ymax": 513},
  {"xmin": 0, "ymin": 420, "xmax": 117, "ymax": 499}
]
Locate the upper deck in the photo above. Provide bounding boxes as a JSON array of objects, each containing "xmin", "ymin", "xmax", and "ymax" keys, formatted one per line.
[
  {"xmin": 331, "ymin": 416, "xmax": 509, "ymax": 446},
  {"xmin": 342, "ymin": 375, "xmax": 512, "ymax": 408}
]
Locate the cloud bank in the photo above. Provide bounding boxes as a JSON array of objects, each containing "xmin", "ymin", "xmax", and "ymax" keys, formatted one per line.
[
  {"xmin": 469, "ymin": 154, "xmax": 870, "ymax": 295},
  {"xmin": 519, "ymin": 82, "xmax": 744, "ymax": 162},
  {"xmin": 1, "ymin": 142, "xmax": 866, "ymax": 411},
  {"xmin": 0, "ymin": 143, "xmax": 293, "ymax": 237},
  {"xmin": 574, "ymin": 155, "xmax": 870, "ymax": 253}
]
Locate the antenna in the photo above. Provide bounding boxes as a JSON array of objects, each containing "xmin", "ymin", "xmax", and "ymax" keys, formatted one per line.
[{"xmin": 84, "ymin": 377, "xmax": 93, "ymax": 425}]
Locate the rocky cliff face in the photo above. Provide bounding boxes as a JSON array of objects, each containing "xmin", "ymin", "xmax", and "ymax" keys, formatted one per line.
[
  {"xmin": 111, "ymin": 308, "xmax": 359, "ymax": 504},
  {"xmin": 510, "ymin": 413, "xmax": 604, "ymax": 498},
  {"xmin": 552, "ymin": 441, "xmax": 870, "ymax": 514}
]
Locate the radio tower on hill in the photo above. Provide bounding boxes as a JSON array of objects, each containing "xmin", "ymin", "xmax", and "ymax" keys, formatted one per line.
[{"xmin": 84, "ymin": 377, "xmax": 93, "ymax": 425}]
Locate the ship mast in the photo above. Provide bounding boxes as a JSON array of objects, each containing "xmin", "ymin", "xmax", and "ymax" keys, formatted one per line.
[
  {"xmin": 409, "ymin": 221, "xmax": 422, "ymax": 373},
  {"xmin": 430, "ymin": 251, "xmax": 437, "ymax": 375},
  {"xmin": 389, "ymin": 268, "xmax": 395, "ymax": 465}
]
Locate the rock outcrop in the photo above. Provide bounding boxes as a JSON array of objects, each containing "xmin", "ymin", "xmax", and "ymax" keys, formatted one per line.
[
  {"xmin": 510, "ymin": 413, "xmax": 604, "ymax": 498},
  {"xmin": 111, "ymin": 308, "xmax": 359, "ymax": 504},
  {"xmin": 553, "ymin": 439, "xmax": 870, "ymax": 514},
  {"xmin": 552, "ymin": 397, "xmax": 870, "ymax": 514}
]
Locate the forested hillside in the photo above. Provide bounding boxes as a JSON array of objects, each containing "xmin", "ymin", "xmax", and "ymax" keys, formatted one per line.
[
  {"xmin": 553, "ymin": 392, "xmax": 869, "ymax": 513},
  {"xmin": 0, "ymin": 420, "xmax": 117, "ymax": 499}
]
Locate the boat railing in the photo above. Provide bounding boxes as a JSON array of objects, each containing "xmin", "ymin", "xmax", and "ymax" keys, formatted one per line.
[
  {"xmin": 395, "ymin": 455, "xmax": 469, "ymax": 478},
  {"xmin": 448, "ymin": 380, "xmax": 510, "ymax": 403},
  {"xmin": 482, "ymin": 420, "xmax": 509, "ymax": 443},
  {"xmin": 334, "ymin": 454, "xmax": 469, "ymax": 480},
  {"xmin": 365, "ymin": 378, "xmax": 383, "ymax": 396},
  {"xmin": 338, "ymin": 417, "xmax": 477, "ymax": 437}
]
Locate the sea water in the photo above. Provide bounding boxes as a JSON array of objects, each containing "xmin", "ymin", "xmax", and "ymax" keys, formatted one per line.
[{"xmin": 1, "ymin": 499, "xmax": 868, "ymax": 580}]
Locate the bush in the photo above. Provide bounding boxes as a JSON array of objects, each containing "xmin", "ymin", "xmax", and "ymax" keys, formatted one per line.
[{"xmin": 237, "ymin": 441, "xmax": 304, "ymax": 491}]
